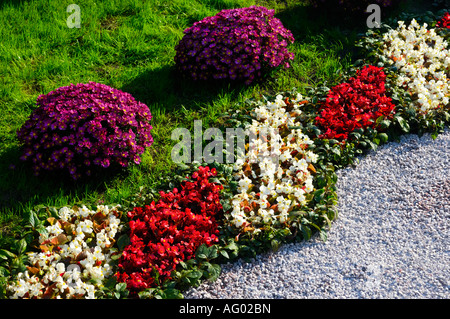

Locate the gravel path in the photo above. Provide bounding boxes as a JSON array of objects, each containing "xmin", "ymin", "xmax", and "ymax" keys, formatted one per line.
[{"xmin": 185, "ymin": 128, "xmax": 450, "ymax": 299}]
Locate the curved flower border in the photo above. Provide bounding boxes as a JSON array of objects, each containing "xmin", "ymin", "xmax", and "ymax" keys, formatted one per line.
[{"xmin": 3, "ymin": 11, "xmax": 450, "ymax": 299}]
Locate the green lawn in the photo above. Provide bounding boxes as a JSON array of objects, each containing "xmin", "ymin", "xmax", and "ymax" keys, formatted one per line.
[{"xmin": 0, "ymin": 0, "xmax": 418, "ymax": 237}]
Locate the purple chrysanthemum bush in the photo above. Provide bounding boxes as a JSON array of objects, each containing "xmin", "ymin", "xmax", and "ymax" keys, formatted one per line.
[
  {"xmin": 17, "ymin": 82, "xmax": 153, "ymax": 180},
  {"xmin": 174, "ymin": 6, "xmax": 295, "ymax": 85}
]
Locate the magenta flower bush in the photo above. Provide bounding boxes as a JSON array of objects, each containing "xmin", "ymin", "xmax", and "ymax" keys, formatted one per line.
[
  {"xmin": 174, "ymin": 6, "xmax": 295, "ymax": 85},
  {"xmin": 17, "ymin": 82, "xmax": 153, "ymax": 180}
]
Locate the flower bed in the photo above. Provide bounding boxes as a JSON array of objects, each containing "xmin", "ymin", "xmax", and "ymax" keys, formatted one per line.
[
  {"xmin": 380, "ymin": 19, "xmax": 449, "ymax": 116},
  {"xmin": 7, "ymin": 205, "xmax": 123, "ymax": 299},
  {"xmin": 225, "ymin": 94, "xmax": 318, "ymax": 231},
  {"xmin": 3, "ymin": 7, "xmax": 450, "ymax": 300},
  {"xmin": 115, "ymin": 166, "xmax": 223, "ymax": 297},
  {"xmin": 315, "ymin": 65, "xmax": 396, "ymax": 141}
]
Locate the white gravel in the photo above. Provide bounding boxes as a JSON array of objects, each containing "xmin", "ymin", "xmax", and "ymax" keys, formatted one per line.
[{"xmin": 185, "ymin": 128, "xmax": 450, "ymax": 299}]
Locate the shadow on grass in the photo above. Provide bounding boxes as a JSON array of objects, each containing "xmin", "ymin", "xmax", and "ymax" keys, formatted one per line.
[
  {"xmin": 120, "ymin": 64, "xmax": 250, "ymax": 116},
  {"xmin": 0, "ymin": 144, "xmax": 128, "ymax": 217},
  {"xmin": 0, "ymin": 0, "xmax": 29, "ymax": 10},
  {"xmin": 275, "ymin": 4, "xmax": 367, "ymax": 60}
]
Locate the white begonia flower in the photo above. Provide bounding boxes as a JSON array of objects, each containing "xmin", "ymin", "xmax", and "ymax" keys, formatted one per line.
[
  {"xmin": 87, "ymin": 266, "xmax": 105, "ymax": 281},
  {"xmin": 305, "ymin": 150, "xmax": 318, "ymax": 163},
  {"xmin": 233, "ymin": 213, "xmax": 247, "ymax": 228},
  {"xmin": 58, "ymin": 207, "xmax": 72, "ymax": 221},
  {"xmin": 238, "ymin": 176, "xmax": 252, "ymax": 192},
  {"xmin": 11, "ymin": 278, "xmax": 29, "ymax": 298},
  {"xmin": 258, "ymin": 208, "xmax": 272, "ymax": 223},
  {"xmin": 69, "ymin": 237, "xmax": 84, "ymax": 257},
  {"xmin": 96, "ymin": 231, "xmax": 111, "ymax": 248},
  {"xmin": 80, "ymin": 251, "xmax": 95, "ymax": 269},
  {"xmin": 304, "ymin": 177, "xmax": 314, "ymax": 193},
  {"xmin": 279, "ymin": 212, "xmax": 289, "ymax": 223},
  {"xmin": 92, "ymin": 246, "xmax": 105, "ymax": 262},
  {"xmin": 48, "ymin": 223, "xmax": 63, "ymax": 236},
  {"xmin": 293, "ymin": 158, "xmax": 308, "ymax": 172},
  {"xmin": 78, "ymin": 220, "xmax": 93, "ymax": 234},
  {"xmin": 294, "ymin": 187, "xmax": 307, "ymax": 204},
  {"xmin": 279, "ymin": 150, "xmax": 292, "ymax": 162},
  {"xmin": 55, "ymin": 262, "xmax": 65, "ymax": 275},
  {"xmin": 79, "ymin": 205, "xmax": 91, "ymax": 218},
  {"xmin": 28, "ymin": 280, "xmax": 43, "ymax": 298}
]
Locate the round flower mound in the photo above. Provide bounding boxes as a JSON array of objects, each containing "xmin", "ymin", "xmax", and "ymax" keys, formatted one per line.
[
  {"xmin": 7, "ymin": 205, "xmax": 123, "ymax": 299},
  {"xmin": 315, "ymin": 65, "xmax": 396, "ymax": 141},
  {"xmin": 226, "ymin": 94, "xmax": 318, "ymax": 234},
  {"xmin": 380, "ymin": 19, "xmax": 450, "ymax": 116},
  {"xmin": 115, "ymin": 166, "xmax": 223, "ymax": 296},
  {"xmin": 174, "ymin": 6, "xmax": 295, "ymax": 85},
  {"xmin": 17, "ymin": 82, "xmax": 153, "ymax": 180}
]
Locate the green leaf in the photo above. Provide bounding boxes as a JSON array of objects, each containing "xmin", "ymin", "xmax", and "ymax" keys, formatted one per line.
[
  {"xmin": 367, "ymin": 140, "xmax": 377, "ymax": 151},
  {"xmin": 196, "ymin": 253, "xmax": 207, "ymax": 260},
  {"xmin": 162, "ymin": 288, "xmax": 183, "ymax": 299},
  {"xmin": 378, "ymin": 133, "xmax": 389, "ymax": 143},
  {"xmin": 17, "ymin": 239, "xmax": 27, "ymax": 255},
  {"xmin": 431, "ymin": 131, "xmax": 439, "ymax": 140},
  {"xmin": 328, "ymin": 139, "xmax": 339, "ymax": 145},
  {"xmin": 48, "ymin": 207, "xmax": 59, "ymax": 219},
  {"xmin": 0, "ymin": 249, "xmax": 16, "ymax": 260},
  {"xmin": 270, "ymin": 239, "xmax": 280, "ymax": 252},
  {"xmin": 320, "ymin": 230, "xmax": 328, "ymax": 242},
  {"xmin": 314, "ymin": 188, "xmax": 325, "ymax": 203},
  {"xmin": 219, "ymin": 249, "xmax": 229, "ymax": 259},
  {"xmin": 196, "ymin": 244, "xmax": 219, "ymax": 260},
  {"xmin": 301, "ymin": 225, "xmax": 312, "ymax": 241},
  {"xmin": 104, "ymin": 276, "xmax": 117, "ymax": 289},
  {"xmin": 396, "ymin": 116, "xmax": 410, "ymax": 133},
  {"xmin": 443, "ymin": 111, "xmax": 450, "ymax": 122},
  {"xmin": 206, "ymin": 245, "xmax": 218, "ymax": 260},
  {"xmin": 117, "ymin": 234, "xmax": 130, "ymax": 251},
  {"xmin": 330, "ymin": 146, "xmax": 341, "ymax": 156},
  {"xmin": 115, "ymin": 282, "xmax": 127, "ymax": 292},
  {"xmin": 186, "ymin": 270, "xmax": 203, "ymax": 279},
  {"xmin": 206, "ymin": 263, "xmax": 221, "ymax": 281},
  {"xmin": 28, "ymin": 211, "xmax": 36, "ymax": 228},
  {"xmin": 350, "ymin": 132, "xmax": 361, "ymax": 140},
  {"xmin": 0, "ymin": 266, "xmax": 9, "ymax": 277},
  {"xmin": 138, "ymin": 289, "xmax": 155, "ymax": 299}
]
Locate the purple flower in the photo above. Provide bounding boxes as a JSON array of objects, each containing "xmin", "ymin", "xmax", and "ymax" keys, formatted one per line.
[
  {"xmin": 174, "ymin": 6, "xmax": 295, "ymax": 85},
  {"xmin": 17, "ymin": 82, "xmax": 154, "ymax": 180}
]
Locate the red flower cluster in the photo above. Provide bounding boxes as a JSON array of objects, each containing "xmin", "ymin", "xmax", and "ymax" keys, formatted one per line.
[
  {"xmin": 436, "ymin": 12, "xmax": 450, "ymax": 29},
  {"xmin": 115, "ymin": 166, "xmax": 223, "ymax": 295},
  {"xmin": 315, "ymin": 65, "xmax": 395, "ymax": 140}
]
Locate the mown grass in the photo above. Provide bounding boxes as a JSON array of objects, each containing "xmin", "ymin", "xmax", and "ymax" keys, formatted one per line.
[{"xmin": 0, "ymin": 0, "xmax": 411, "ymax": 237}]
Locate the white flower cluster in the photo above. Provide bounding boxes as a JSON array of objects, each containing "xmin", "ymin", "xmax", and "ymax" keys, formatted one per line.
[
  {"xmin": 227, "ymin": 94, "xmax": 318, "ymax": 232},
  {"xmin": 381, "ymin": 19, "xmax": 450, "ymax": 115},
  {"xmin": 8, "ymin": 205, "xmax": 123, "ymax": 299}
]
